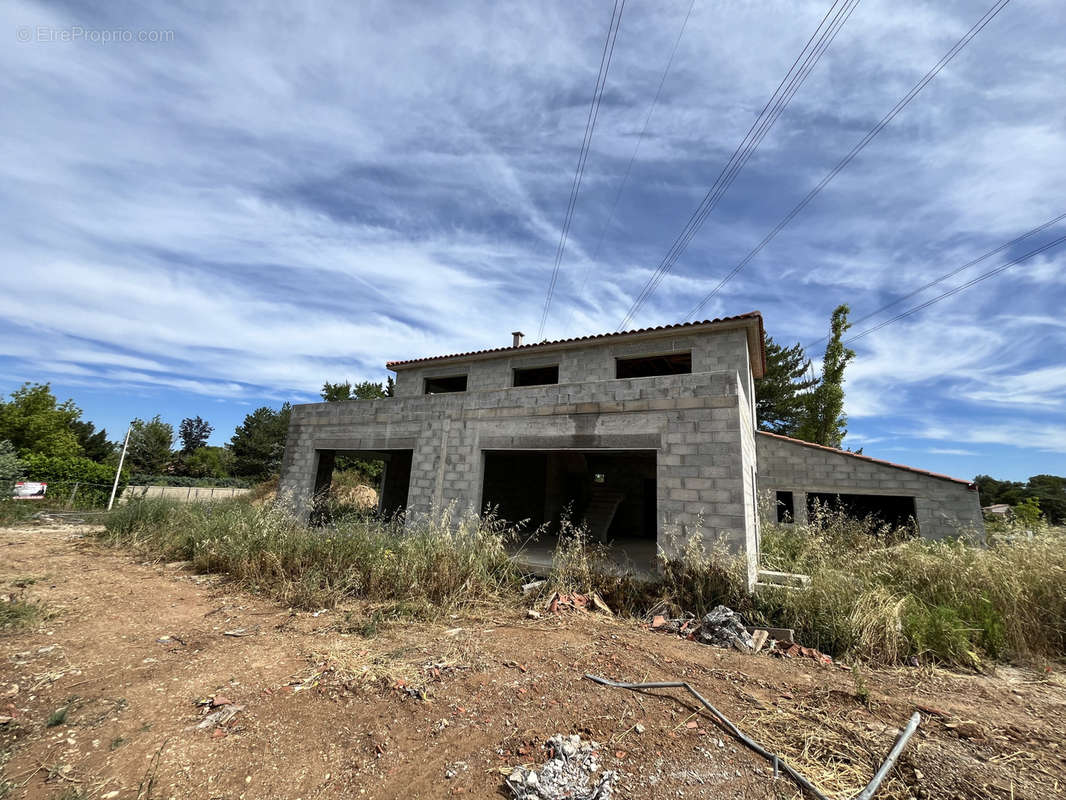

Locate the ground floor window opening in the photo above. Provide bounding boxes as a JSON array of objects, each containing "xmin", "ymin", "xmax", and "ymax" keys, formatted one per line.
[
  {"xmin": 311, "ymin": 448, "xmax": 412, "ymax": 524},
  {"xmin": 481, "ymin": 449, "xmax": 657, "ymax": 571}
]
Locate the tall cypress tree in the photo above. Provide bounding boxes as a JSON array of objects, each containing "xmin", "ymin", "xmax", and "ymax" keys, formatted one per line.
[
  {"xmin": 755, "ymin": 337, "xmax": 819, "ymax": 435},
  {"xmin": 796, "ymin": 304, "xmax": 855, "ymax": 448}
]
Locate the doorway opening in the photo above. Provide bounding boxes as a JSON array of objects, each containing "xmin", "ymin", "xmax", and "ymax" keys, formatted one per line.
[{"xmin": 481, "ymin": 449, "xmax": 657, "ymax": 570}]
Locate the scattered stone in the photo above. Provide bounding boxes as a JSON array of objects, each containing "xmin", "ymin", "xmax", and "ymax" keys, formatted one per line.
[
  {"xmin": 527, "ymin": 609, "xmax": 542, "ymax": 620},
  {"xmin": 505, "ymin": 734, "xmax": 616, "ymax": 800},
  {"xmin": 772, "ymin": 641, "xmax": 833, "ymax": 665},
  {"xmin": 188, "ymin": 704, "xmax": 244, "ymax": 731},
  {"xmin": 750, "ymin": 629, "xmax": 769, "ymax": 654},
  {"xmin": 210, "ymin": 695, "xmax": 233, "ymax": 708},
  {"xmin": 222, "ymin": 627, "xmax": 257, "ymax": 637},
  {"xmin": 634, "ymin": 724, "xmax": 645, "ymax": 734},
  {"xmin": 945, "ymin": 719, "xmax": 985, "ymax": 740},
  {"xmin": 445, "ymin": 761, "xmax": 469, "ymax": 779}
]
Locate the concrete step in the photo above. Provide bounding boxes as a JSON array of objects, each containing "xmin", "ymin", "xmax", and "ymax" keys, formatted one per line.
[{"xmin": 756, "ymin": 569, "xmax": 811, "ymax": 589}]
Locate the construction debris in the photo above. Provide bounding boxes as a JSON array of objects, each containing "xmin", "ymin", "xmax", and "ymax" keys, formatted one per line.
[
  {"xmin": 585, "ymin": 674, "xmax": 921, "ymax": 800},
  {"xmin": 545, "ymin": 592, "xmax": 612, "ymax": 615},
  {"xmin": 505, "ymin": 734, "xmax": 616, "ymax": 800},
  {"xmin": 772, "ymin": 640, "xmax": 834, "ymax": 665},
  {"xmin": 696, "ymin": 606, "xmax": 755, "ymax": 651},
  {"xmin": 188, "ymin": 704, "xmax": 243, "ymax": 732}
]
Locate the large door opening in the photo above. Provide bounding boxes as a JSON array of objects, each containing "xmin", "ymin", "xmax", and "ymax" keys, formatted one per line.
[
  {"xmin": 806, "ymin": 492, "xmax": 918, "ymax": 530},
  {"xmin": 481, "ymin": 449, "xmax": 657, "ymax": 567}
]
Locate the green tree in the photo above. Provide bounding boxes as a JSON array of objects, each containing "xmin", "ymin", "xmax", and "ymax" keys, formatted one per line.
[
  {"xmin": 178, "ymin": 416, "xmax": 213, "ymax": 453},
  {"xmin": 1026, "ymin": 474, "xmax": 1065, "ymax": 525},
  {"xmin": 321, "ymin": 380, "xmax": 388, "ymax": 401},
  {"xmin": 71, "ymin": 420, "xmax": 113, "ymax": 462},
  {"xmin": 795, "ymin": 305, "xmax": 855, "ymax": 448},
  {"xmin": 320, "ymin": 380, "xmax": 353, "ymax": 402},
  {"xmin": 127, "ymin": 415, "xmax": 174, "ymax": 475},
  {"xmin": 183, "ymin": 446, "xmax": 234, "ymax": 479},
  {"xmin": 755, "ymin": 337, "xmax": 819, "ymax": 435},
  {"xmin": 1012, "ymin": 496, "xmax": 1045, "ymax": 529},
  {"xmin": 0, "ymin": 440, "xmax": 24, "ymax": 488},
  {"xmin": 977, "ymin": 474, "xmax": 1066, "ymax": 525},
  {"xmin": 0, "ymin": 383, "xmax": 82, "ymax": 458},
  {"xmin": 230, "ymin": 404, "xmax": 292, "ymax": 478}
]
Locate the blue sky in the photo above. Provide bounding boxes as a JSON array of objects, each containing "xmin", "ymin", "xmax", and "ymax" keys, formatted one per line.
[{"xmin": 1, "ymin": 0, "xmax": 1064, "ymax": 481}]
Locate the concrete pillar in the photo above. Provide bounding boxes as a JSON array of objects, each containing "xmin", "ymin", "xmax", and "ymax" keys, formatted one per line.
[{"xmin": 793, "ymin": 490, "xmax": 809, "ymax": 526}]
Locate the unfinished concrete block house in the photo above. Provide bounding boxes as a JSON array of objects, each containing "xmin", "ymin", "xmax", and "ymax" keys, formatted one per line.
[{"xmin": 278, "ymin": 312, "xmax": 983, "ymax": 586}]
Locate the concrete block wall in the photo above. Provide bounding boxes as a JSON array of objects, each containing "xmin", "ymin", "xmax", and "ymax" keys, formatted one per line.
[
  {"xmin": 278, "ymin": 369, "xmax": 760, "ymax": 585},
  {"xmin": 391, "ymin": 329, "xmax": 754, "ymax": 406},
  {"xmin": 756, "ymin": 433, "xmax": 984, "ymax": 539}
]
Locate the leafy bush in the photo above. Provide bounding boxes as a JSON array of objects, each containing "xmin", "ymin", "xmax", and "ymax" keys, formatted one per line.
[
  {"xmin": 18, "ymin": 453, "xmax": 126, "ymax": 507},
  {"xmin": 0, "ymin": 440, "xmax": 23, "ymax": 490},
  {"xmin": 98, "ymin": 499, "xmax": 522, "ymax": 614}
]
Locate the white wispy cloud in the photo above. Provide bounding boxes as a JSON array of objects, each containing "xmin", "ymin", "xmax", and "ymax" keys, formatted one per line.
[{"xmin": 0, "ymin": 0, "xmax": 1063, "ymax": 478}]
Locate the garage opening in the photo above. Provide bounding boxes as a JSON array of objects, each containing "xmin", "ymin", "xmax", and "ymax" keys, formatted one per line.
[
  {"xmin": 481, "ymin": 450, "xmax": 657, "ymax": 568},
  {"xmin": 616, "ymin": 352, "xmax": 691, "ymax": 379},
  {"xmin": 806, "ymin": 492, "xmax": 917, "ymax": 529},
  {"xmin": 310, "ymin": 448, "xmax": 412, "ymax": 523}
]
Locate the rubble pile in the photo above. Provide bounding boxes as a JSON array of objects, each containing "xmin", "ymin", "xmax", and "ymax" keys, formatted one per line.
[
  {"xmin": 695, "ymin": 605, "xmax": 756, "ymax": 650},
  {"xmin": 505, "ymin": 734, "xmax": 617, "ymax": 800},
  {"xmin": 651, "ymin": 605, "xmax": 757, "ymax": 652}
]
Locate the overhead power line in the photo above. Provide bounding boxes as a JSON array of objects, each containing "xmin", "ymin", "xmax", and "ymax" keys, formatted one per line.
[
  {"xmin": 615, "ymin": 0, "xmax": 863, "ymax": 331},
  {"xmin": 683, "ymin": 0, "xmax": 1012, "ymax": 322},
  {"xmin": 805, "ymin": 211, "xmax": 1066, "ymax": 351},
  {"xmin": 844, "ymin": 231, "xmax": 1066, "ymax": 343},
  {"xmin": 538, "ymin": 0, "xmax": 627, "ymax": 341},
  {"xmin": 567, "ymin": 0, "xmax": 698, "ymax": 331}
]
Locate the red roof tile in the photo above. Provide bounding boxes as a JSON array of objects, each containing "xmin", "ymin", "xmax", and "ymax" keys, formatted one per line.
[
  {"xmin": 757, "ymin": 431, "xmax": 976, "ymax": 488},
  {"xmin": 386, "ymin": 312, "xmax": 766, "ymax": 374}
]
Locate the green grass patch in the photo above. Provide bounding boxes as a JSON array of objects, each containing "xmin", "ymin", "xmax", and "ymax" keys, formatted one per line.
[{"xmin": 0, "ymin": 594, "xmax": 45, "ymax": 633}]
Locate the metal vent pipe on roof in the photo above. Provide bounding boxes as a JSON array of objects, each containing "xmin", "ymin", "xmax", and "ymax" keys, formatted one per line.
[{"xmin": 512, "ymin": 331, "xmax": 524, "ymax": 347}]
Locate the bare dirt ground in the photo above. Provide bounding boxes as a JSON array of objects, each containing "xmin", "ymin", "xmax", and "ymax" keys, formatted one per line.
[{"xmin": 2, "ymin": 524, "xmax": 1064, "ymax": 800}]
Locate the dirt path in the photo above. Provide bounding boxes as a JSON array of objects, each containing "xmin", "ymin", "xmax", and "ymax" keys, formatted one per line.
[{"xmin": 1, "ymin": 524, "xmax": 1064, "ymax": 800}]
